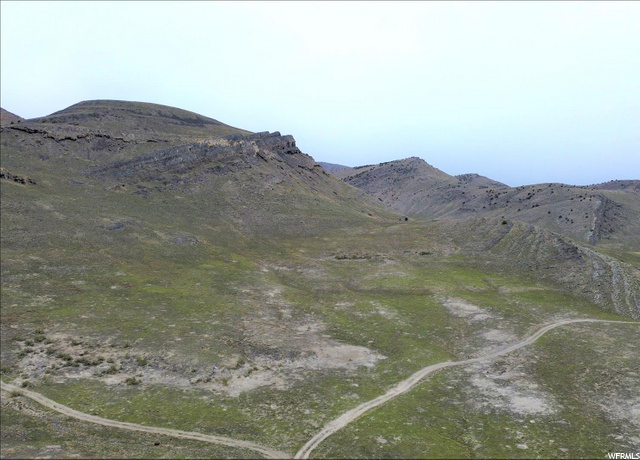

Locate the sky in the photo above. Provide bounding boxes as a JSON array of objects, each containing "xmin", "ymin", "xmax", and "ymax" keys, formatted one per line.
[{"xmin": 1, "ymin": 1, "xmax": 638, "ymax": 186}]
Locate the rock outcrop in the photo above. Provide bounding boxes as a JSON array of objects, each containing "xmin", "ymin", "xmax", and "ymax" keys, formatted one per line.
[
  {"xmin": 0, "ymin": 168, "xmax": 36, "ymax": 185},
  {"xmin": 87, "ymin": 131, "xmax": 325, "ymax": 188}
]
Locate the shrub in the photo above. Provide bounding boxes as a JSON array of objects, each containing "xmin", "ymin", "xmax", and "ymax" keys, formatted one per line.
[
  {"xmin": 56, "ymin": 352, "xmax": 73, "ymax": 362},
  {"xmin": 125, "ymin": 376, "xmax": 141, "ymax": 385},
  {"xmin": 102, "ymin": 364, "xmax": 119, "ymax": 375},
  {"xmin": 76, "ymin": 356, "xmax": 104, "ymax": 366}
]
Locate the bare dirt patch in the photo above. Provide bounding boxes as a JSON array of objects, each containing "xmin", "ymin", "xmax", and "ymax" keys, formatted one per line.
[
  {"xmin": 441, "ymin": 297, "xmax": 493, "ymax": 321},
  {"xmin": 11, "ymin": 305, "xmax": 386, "ymax": 398},
  {"xmin": 439, "ymin": 296, "xmax": 519, "ymax": 357},
  {"xmin": 234, "ymin": 314, "xmax": 386, "ymax": 395},
  {"xmin": 463, "ymin": 354, "xmax": 557, "ymax": 417}
]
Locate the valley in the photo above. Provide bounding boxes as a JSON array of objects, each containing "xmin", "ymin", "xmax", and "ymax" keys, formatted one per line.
[{"xmin": 1, "ymin": 101, "xmax": 638, "ymax": 458}]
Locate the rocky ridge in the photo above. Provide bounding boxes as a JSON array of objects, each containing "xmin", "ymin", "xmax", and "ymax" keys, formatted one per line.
[
  {"xmin": 334, "ymin": 157, "xmax": 640, "ymax": 248},
  {"xmin": 88, "ymin": 131, "xmax": 320, "ymax": 182}
]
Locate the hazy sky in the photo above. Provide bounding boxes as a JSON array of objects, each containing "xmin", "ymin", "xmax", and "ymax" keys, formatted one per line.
[{"xmin": 2, "ymin": 1, "xmax": 638, "ymax": 186}]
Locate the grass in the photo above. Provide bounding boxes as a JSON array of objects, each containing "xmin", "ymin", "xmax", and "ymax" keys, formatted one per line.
[
  {"xmin": 0, "ymin": 390, "xmax": 260, "ymax": 459},
  {"xmin": 2, "ymin": 103, "xmax": 638, "ymax": 458},
  {"xmin": 312, "ymin": 322, "xmax": 639, "ymax": 458},
  {"xmin": 13, "ymin": 248, "xmax": 632, "ymax": 454}
]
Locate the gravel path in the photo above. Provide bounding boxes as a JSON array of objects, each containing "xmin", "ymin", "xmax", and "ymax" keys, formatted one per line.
[
  {"xmin": 0, "ymin": 380, "xmax": 288, "ymax": 459},
  {"xmin": 2, "ymin": 318, "xmax": 637, "ymax": 459},
  {"xmin": 294, "ymin": 318, "xmax": 639, "ymax": 459}
]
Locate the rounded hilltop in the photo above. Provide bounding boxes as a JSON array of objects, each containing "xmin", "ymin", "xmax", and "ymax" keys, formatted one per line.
[{"xmin": 28, "ymin": 99, "xmax": 252, "ymax": 141}]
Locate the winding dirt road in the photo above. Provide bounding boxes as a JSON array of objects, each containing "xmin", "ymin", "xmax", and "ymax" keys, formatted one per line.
[
  {"xmin": 294, "ymin": 318, "xmax": 639, "ymax": 459},
  {"xmin": 2, "ymin": 319, "xmax": 637, "ymax": 459},
  {"xmin": 0, "ymin": 380, "xmax": 288, "ymax": 459}
]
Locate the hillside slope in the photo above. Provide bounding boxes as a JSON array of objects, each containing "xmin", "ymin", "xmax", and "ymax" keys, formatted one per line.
[
  {"xmin": 0, "ymin": 101, "xmax": 392, "ymax": 242},
  {"xmin": 1, "ymin": 101, "xmax": 637, "ymax": 317},
  {"xmin": 1, "ymin": 99, "xmax": 638, "ymax": 459},
  {"xmin": 336, "ymin": 157, "xmax": 640, "ymax": 250},
  {"xmin": 0, "ymin": 108, "xmax": 25, "ymax": 126},
  {"xmin": 32, "ymin": 99, "xmax": 251, "ymax": 141},
  {"xmin": 426, "ymin": 218, "xmax": 640, "ymax": 319}
]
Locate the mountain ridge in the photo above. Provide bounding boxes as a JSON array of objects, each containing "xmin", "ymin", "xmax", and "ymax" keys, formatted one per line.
[
  {"xmin": 333, "ymin": 157, "xmax": 640, "ymax": 249},
  {"xmin": 1, "ymin": 98, "xmax": 639, "ymax": 459}
]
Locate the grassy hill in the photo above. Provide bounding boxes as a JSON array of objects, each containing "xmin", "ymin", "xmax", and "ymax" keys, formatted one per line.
[
  {"xmin": 31, "ymin": 99, "xmax": 252, "ymax": 141},
  {"xmin": 1, "ymin": 101, "xmax": 638, "ymax": 458}
]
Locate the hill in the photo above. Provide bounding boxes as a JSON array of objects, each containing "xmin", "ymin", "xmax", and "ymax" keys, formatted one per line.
[
  {"xmin": 335, "ymin": 157, "xmax": 640, "ymax": 250},
  {"xmin": 0, "ymin": 108, "xmax": 24, "ymax": 126},
  {"xmin": 1, "ymin": 100, "xmax": 638, "ymax": 459},
  {"xmin": 31, "ymin": 99, "xmax": 251, "ymax": 141},
  {"xmin": 0, "ymin": 101, "xmax": 391, "ymax": 241},
  {"xmin": 317, "ymin": 161, "xmax": 352, "ymax": 173}
]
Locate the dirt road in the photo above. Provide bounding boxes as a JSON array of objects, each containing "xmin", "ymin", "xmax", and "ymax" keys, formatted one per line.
[
  {"xmin": 294, "ymin": 318, "xmax": 639, "ymax": 459},
  {"xmin": 2, "ymin": 319, "xmax": 637, "ymax": 459},
  {"xmin": 0, "ymin": 380, "xmax": 288, "ymax": 459}
]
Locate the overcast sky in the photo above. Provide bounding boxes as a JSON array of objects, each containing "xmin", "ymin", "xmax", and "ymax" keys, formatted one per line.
[{"xmin": 1, "ymin": 1, "xmax": 638, "ymax": 186}]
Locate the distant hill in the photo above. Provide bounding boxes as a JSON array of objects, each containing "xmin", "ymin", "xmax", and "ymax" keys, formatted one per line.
[
  {"xmin": 1, "ymin": 99, "xmax": 637, "ymax": 320},
  {"xmin": 455, "ymin": 173, "xmax": 508, "ymax": 188},
  {"xmin": 317, "ymin": 162, "xmax": 352, "ymax": 173},
  {"xmin": 334, "ymin": 157, "xmax": 640, "ymax": 249},
  {"xmin": 2, "ymin": 99, "xmax": 639, "ymax": 459},
  {"xmin": 590, "ymin": 180, "xmax": 640, "ymax": 192}
]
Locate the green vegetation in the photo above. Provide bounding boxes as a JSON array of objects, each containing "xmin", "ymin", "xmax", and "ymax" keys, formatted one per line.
[
  {"xmin": 314, "ymin": 322, "xmax": 639, "ymax": 458},
  {"xmin": 0, "ymin": 392, "xmax": 259, "ymax": 458},
  {"xmin": 1, "ymin": 100, "xmax": 637, "ymax": 458}
]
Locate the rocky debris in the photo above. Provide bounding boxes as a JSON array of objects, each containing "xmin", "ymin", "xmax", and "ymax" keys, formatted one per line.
[
  {"xmin": 170, "ymin": 233, "xmax": 200, "ymax": 245},
  {"xmin": 465, "ymin": 355, "xmax": 558, "ymax": 417},
  {"xmin": 0, "ymin": 168, "xmax": 36, "ymax": 185},
  {"xmin": 579, "ymin": 247, "xmax": 640, "ymax": 319},
  {"xmin": 102, "ymin": 222, "xmax": 126, "ymax": 231}
]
